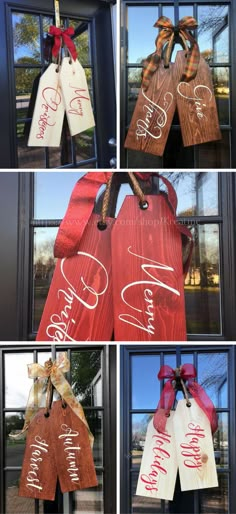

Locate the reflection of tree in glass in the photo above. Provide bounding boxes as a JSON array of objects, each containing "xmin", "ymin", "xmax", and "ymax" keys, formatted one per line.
[
  {"xmin": 71, "ymin": 351, "xmax": 101, "ymax": 406},
  {"xmin": 6, "ymin": 414, "xmax": 24, "ymax": 436},
  {"xmin": 198, "ymin": 6, "xmax": 227, "ymax": 35}
]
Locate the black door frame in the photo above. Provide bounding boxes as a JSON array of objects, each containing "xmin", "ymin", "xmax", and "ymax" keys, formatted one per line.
[
  {"xmin": 0, "ymin": 0, "xmax": 116, "ymax": 168},
  {"xmin": 120, "ymin": 344, "xmax": 236, "ymax": 514},
  {"xmin": 0, "ymin": 343, "xmax": 116, "ymax": 514}
]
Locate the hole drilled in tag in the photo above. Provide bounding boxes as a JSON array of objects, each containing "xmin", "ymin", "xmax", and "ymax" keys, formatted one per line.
[
  {"xmin": 44, "ymin": 412, "xmax": 50, "ymax": 418},
  {"xmin": 97, "ymin": 221, "xmax": 107, "ymax": 231},
  {"xmin": 186, "ymin": 401, "xmax": 192, "ymax": 408},
  {"xmin": 139, "ymin": 200, "xmax": 149, "ymax": 210}
]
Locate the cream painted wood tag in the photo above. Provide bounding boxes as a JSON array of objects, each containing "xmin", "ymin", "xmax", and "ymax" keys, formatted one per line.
[
  {"xmin": 28, "ymin": 64, "xmax": 65, "ymax": 147},
  {"xmin": 59, "ymin": 57, "xmax": 95, "ymax": 136},
  {"xmin": 136, "ymin": 412, "xmax": 177, "ymax": 501},
  {"xmin": 173, "ymin": 399, "xmax": 218, "ymax": 492}
]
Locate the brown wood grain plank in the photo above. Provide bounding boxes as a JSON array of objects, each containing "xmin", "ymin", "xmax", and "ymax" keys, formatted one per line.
[
  {"xmin": 125, "ymin": 62, "xmax": 176, "ymax": 156},
  {"xmin": 36, "ymin": 214, "xmax": 114, "ymax": 342},
  {"xmin": 51, "ymin": 401, "xmax": 98, "ymax": 493},
  {"xmin": 19, "ymin": 409, "xmax": 57, "ymax": 501},
  {"xmin": 174, "ymin": 51, "xmax": 222, "ymax": 146},
  {"xmin": 111, "ymin": 195, "xmax": 187, "ymax": 341}
]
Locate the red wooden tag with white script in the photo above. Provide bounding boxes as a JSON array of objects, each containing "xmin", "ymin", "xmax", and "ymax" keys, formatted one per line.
[
  {"xmin": 111, "ymin": 195, "xmax": 187, "ymax": 341},
  {"xmin": 19, "ymin": 409, "xmax": 57, "ymax": 501},
  {"xmin": 36, "ymin": 214, "xmax": 114, "ymax": 342},
  {"xmin": 173, "ymin": 50, "xmax": 221, "ymax": 146},
  {"xmin": 51, "ymin": 401, "xmax": 98, "ymax": 493},
  {"xmin": 28, "ymin": 64, "xmax": 65, "ymax": 147},
  {"xmin": 136, "ymin": 413, "xmax": 177, "ymax": 501},
  {"xmin": 125, "ymin": 63, "xmax": 176, "ymax": 156},
  {"xmin": 173, "ymin": 399, "xmax": 218, "ymax": 491},
  {"xmin": 59, "ymin": 57, "xmax": 95, "ymax": 136}
]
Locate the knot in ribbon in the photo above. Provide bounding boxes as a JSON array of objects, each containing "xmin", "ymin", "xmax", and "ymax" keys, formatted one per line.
[
  {"xmin": 142, "ymin": 15, "xmax": 200, "ymax": 91},
  {"xmin": 49, "ymin": 25, "xmax": 77, "ymax": 61},
  {"xmin": 10, "ymin": 353, "xmax": 93, "ymax": 446},
  {"xmin": 153, "ymin": 363, "xmax": 218, "ymax": 434}
]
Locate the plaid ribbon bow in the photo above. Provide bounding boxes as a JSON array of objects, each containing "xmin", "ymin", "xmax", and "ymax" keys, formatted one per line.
[{"xmin": 142, "ymin": 16, "xmax": 200, "ymax": 91}]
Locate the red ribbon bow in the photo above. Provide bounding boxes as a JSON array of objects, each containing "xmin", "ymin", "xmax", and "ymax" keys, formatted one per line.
[
  {"xmin": 153, "ymin": 364, "xmax": 218, "ymax": 434},
  {"xmin": 49, "ymin": 26, "xmax": 77, "ymax": 61}
]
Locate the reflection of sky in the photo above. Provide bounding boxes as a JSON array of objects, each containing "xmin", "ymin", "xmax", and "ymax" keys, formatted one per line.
[
  {"xmin": 127, "ymin": 5, "xmax": 228, "ymax": 63},
  {"xmin": 131, "ymin": 351, "xmax": 228, "ymax": 419}
]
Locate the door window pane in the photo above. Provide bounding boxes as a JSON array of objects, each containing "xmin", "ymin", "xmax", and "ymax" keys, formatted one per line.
[
  {"xmin": 163, "ymin": 172, "xmax": 219, "ymax": 216},
  {"xmin": 214, "ymin": 413, "xmax": 228, "ymax": 468},
  {"xmin": 198, "ymin": 6, "xmax": 229, "ymax": 63},
  {"xmin": 132, "ymin": 413, "xmax": 151, "ymax": 469},
  {"xmin": 5, "ymin": 413, "xmax": 25, "ymax": 467},
  {"xmin": 127, "ymin": 7, "xmax": 158, "ymax": 63},
  {"xmin": 33, "ymin": 228, "xmax": 57, "ymax": 331},
  {"xmin": 197, "ymin": 353, "xmax": 228, "ymax": 408},
  {"xmin": 12, "ymin": 13, "xmax": 41, "ymax": 64},
  {"xmin": 213, "ymin": 68, "xmax": 230, "ymax": 125},
  {"xmin": 185, "ymin": 225, "xmax": 221, "ymax": 335},
  {"xmin": 6, "ymin": 471, "xmax": 44, "ymax": 514},
  {"xmin": 4, "ymin": 353, "xmax": 33, "ymax": 408},
  {"xmin": 73, "ymin": 471, "xmax": 104, "ymax": 514},
  {"xmin": 132, "ymin": 355, "xmax": 160, "ymax": 410},
  {"xmin": 71, "ymin": 350, "xmax": 103, "ymax": 406}
]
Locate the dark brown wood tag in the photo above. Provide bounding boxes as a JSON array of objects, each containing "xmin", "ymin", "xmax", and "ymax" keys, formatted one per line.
[
  {"xmin": 124, "ymin": 62, "xmax": 176, "ymax": 156},
  {"xmin": 174, "ymin": 50, "xmax": 222, "ymax": 146},
  {"xmin": 19, "ymin": 409, "xmax": 57, "ymax": 501},
  {"xmin": 50, "ymin": 400, "xmax": 98, "ymax": 493},
  {"xmin": 36, "ymin": 213, "xmax": 115, "ymax": 342},
  {"xmin": 111, "ymin": 195, "xmax": 187, "ymax": 341}
]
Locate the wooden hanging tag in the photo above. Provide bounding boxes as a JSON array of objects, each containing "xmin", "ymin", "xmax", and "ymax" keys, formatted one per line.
[
  {"xmin": 124, "ymin": 63, "xmax": 176, "ymax": 157},
  {"xmin": 173, "ymin": 50, "xmax": 221, "ymax": 146},
  {"xmin": 50, "ymin": 400, "xmax": 98, "ymax": 493},
  {"xmin": 136, "ymin": 413, "xmax": 177, "ymax": 501},
  {"xmin": 59, "ymin": 57, "xmax": 95, "ymax": 136},
  {"xmin": 111, "ymin": 195, "xmax": 187, "ymax": 341},
  {"xmin": 173, "ymin": 399, "xmax": 218, "ymax": 491},
  {"xmin": 19, "ymin": 409, "xmax": 57, "ymax": 501},
  {"xmin": 36, "ymin": 213, "xmax": 114, "ymax": 342},
  {"xmin": 28, "ymin": 64, "xmax": 65, "ymax": 147}
]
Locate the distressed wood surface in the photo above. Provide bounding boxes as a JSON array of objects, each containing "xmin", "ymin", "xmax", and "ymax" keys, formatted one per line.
[
  {"xmin": 173, "ymin": 399, "xmax": 218, "ymax": 492},
  {"xmin": 125, "ymin": 63, "xmax": 176, "ymax": 156},
  {"xmin": 19, "ymin": 409, "xmax": 57, "ymax": 501},
  {"xmin": 174, "ymin": 50, "xmax": 221, "ymax": 147},
  {"xmin": 51, "ymin": 401, "xmax": 98, "ymax": 493},
  {"xmin": 111, "ymin": 195, "xmax": 187, "ymax": 341},
  {"xmin": 60, "ymin": 57, "xmax": 95, "ymax": 136},
  {"xmin": 28, "ymin": 64, "xmax": 65, "ymax": 147},
  {"xmin": 36, "ymin": 214, "xmax": 114, "ymax": 342},
  {"xmin": 136, "ymin": 412, "xmax": 177, "ymax": 501}
]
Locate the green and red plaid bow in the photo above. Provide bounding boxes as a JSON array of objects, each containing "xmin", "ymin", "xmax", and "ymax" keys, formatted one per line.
[{"xmin": 142, "ymin": 16, "xmax": 200, "ymax": 91}]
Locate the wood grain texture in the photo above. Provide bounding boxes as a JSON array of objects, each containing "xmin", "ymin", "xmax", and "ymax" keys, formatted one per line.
[
  {"xmin": 19, "ymin": 409, "xmax": 57, "ymax": 501},
  {"xmin": 111, "ymin": 195, "xmax": 187, "ymax": 341},
  {"xmin": 136, "ymin": 413, "xmax": 178, "ymax": 501},
  {"xmin": 51, "ymin": 401, "xmax": 98, "ymax": 493},
  {"xmin": 60, "ymin": 57, "xmax": 95, "ymax": 137},
  {"xmin": 36, "ymin": 214, "xmax": 114, "ymax": 342},
  {"xmin": 173, "ymin": 399, "xmax": 218, "ymax": 492},
  {"xmin": 28, "ymin": 64, "xmax": 65, "ymax": 147},
  {"xmin": 124, "ymin": 62, "xmax": 176, "ymax": 156},
  {"xmin": 174, "ymin": 50, "xmax": 222, "ymax": 146}
]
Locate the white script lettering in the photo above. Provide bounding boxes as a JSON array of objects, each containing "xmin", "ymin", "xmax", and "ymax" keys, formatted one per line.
[{"xmin": 136, "ymin": 90, "xmax": 173, "ymax": 140}]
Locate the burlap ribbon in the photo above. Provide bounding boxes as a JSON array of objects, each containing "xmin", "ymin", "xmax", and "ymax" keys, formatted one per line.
[
  {"xmin": 142, "ymin": 16, "xmax": 200, "ymax": 91},
  {"xmin": 10, "ymin": 352, "xmax": 94, "ymax": 446}
]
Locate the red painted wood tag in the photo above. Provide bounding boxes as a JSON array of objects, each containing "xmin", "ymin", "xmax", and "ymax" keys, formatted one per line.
[
  {"xmin": 136, "ymin": 413, "xmax": 177, "ymax": 501},
  {"xmin": 36, "ymin": 214, "xmax": 114, "ymax": 342},
  {"xmin": 174, "ymin": 50, "xmax": 221, "ymax": 146},
  {"xmin": 51, "ymin": 401, "xmax": 98, "ymax": 493},
  {"xmin": 19, "ymin": 409, "xmax": 57, "ymax": 501},
  {"xmin": 124, "ymin": 63, "xmax": 176, "ymax": 156},
  {"xmin": 111, "ymin": 195, "xmax": 187, "ymax": 341},
  {"xmin": 173, "ymin": 399, "xmax": 218, "ymax": 491}
]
